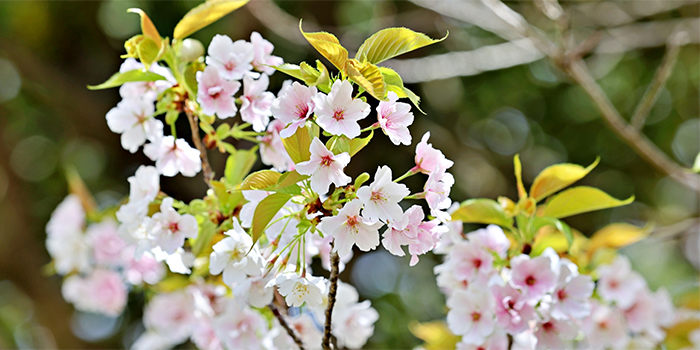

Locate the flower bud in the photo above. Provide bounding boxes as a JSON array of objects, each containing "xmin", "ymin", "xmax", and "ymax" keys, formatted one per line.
[
  {"xmin": 122, "ymin": 34, "xmax": 144, "ymax": 59},
  {"xmin": 178, "ymin": 38, "xmax": 204, "ymax": 63}
]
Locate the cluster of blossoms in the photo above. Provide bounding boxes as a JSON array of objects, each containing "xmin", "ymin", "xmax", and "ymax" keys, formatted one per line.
[
  {"xmin": 435, "ymin": 223, "xmax": 682, "ymax": 350},
  {"xmin": 47, "ymin": 25, "xmax": 458, "ymax": 349}
]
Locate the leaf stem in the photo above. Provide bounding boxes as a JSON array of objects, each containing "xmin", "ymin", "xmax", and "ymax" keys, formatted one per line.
[{"xmin": 394, "ymin": 169, "xmax": 417, "ymax": 183}]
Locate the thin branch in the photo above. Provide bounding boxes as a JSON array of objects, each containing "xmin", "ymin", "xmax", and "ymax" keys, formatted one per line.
[
  {"xmin": 184, "ymin": 107, "xmax": 214, "ymax": 188},
  {"xmin": 650, "ymin": 217, "xmax": 700, "ymax": 241},
  {"xmin": 322, "ymin": 247, "xmax": 340, "ymax": 350},
  {"xmin": 269, "ymin": 303, "xmax": 305, "ymax": 350},
  {"xmin": 563, "ymin": 58, "xmax": 700, "ymax": 192},
  {"xmin": 631, "ymin": 31, "xmax": 688, "ymax": 130}
]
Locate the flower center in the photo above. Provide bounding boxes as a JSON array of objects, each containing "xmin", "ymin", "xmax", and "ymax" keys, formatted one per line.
[
  {"xmin": 168, "ymin": 222, "xmax": 180, "ymax": 233},
  {"xmin": 293, "ymin": 282, "xmax": 309, "ymax": 296},
  {"xmin": 224, "ymin": 61, "xmax": 236, "ymax": 71},
  {"xmin": 471, "ymin": 312, "xmax": 481, "ymax": 322},
  {"xmin": 525, "ymin": 275, "xmax": 536, "ymax": 286},
  {"xmin": 542, "ymin": 321, "xmax": 554, "ymax": 332},
  {"xmin": 296, "ymin": 104, "xmax": 310, "ymax": 119},
  {"xmin": 370, "ymin": 190, "xmax": 386, "ymax": 203},
  {"xmin": 208, "ymin": 86, "xmax": 223, "ymax": 98},
  {"xmin": 320, "ymin": 155, "xmax": 333, "ymax": 167},
  {"xmin": 472, "ymin": 258, "xmax": 482, "ymax": 269},
  {"xmin": 332, "ymin": 109, "xmax": 345, "ymax": 121},
  {"xmin": 557, "ymin": 289, "xmax": 567, "ymax": 301},
  {"xmin": 346, "ymin": 215, "xmax": 359, "ymax": 228}
]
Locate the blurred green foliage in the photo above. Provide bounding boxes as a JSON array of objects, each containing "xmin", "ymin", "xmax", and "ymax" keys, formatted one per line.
[{"xmin": 0, "ymin": 1, "xmax": 697, "ymax": 349}]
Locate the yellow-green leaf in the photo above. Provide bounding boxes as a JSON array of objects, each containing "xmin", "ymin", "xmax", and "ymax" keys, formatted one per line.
[
  {"xmin": 174, "ymin": 0, "xmax": 250, "ymax": 40},
  {"xmin": 299, "ymin": 20, "xmax": 349, "ymax": 72},
  {"xmin": 349, "ymin": 130, "xmax": 373, "ymax": 156},
  {"xmin": 451, "ymin": 199, "xmax": 513, "ymax": 227},
  {"xmin": 127, "ymin": 8, "xmax": 161, "ymax": 43},
  {"xmin": 300, "ymin": 61, "xmax": 321, "ymax": 85},
  {"xmin": 251, "ymin": 193, "xmax": 292, "ymax": 245},
  {"xmin": 191, "ymin": 217, "xmax": 217, "ymax": 257},
  {"xmin": 541, "ymin": 186, "xmax": 634, "ymax": 219},
  {"xmin": 356, "ymin": 27, "xmax": 447, "ymax": 64},
  {"xmin": 514, "ymin": 154, "xmax": 527, "ymax": 199},
  {"xmin": 281, "ymin": 125, "xmax": 312, "ymax": 164},
  {"xmin": 530, "ymin": 157, "xmax": 599, "ymax": 202},
  {"xmin": 314, "ymin": 60, "xmax": 332, "ymax": 93},
  {"xmin": 272, "ymin": 63, "xmax": 305, "ymax": 81},
  {"xmin": 587, "ymin": 223, "xmax": 651, "ymax": 254},
  {"xmin": 409, "ymin": 320, "xmax": 459, "ymax": 350},
  {"xmin": 224, "ymin": 149, "xmax": 257, "ymax": 186},
  {"xmin": 136, "ymin": 36, "xmax": 161, "ymax": 67},
  {"xmin": 275, "ymin": 171, "xmax": 308, "ymax": 189},
  {"xmin": 240, "ymin": 170, "xmax": 282, "ymax": 190},
  {"xmin": 346, "ymin": 59, "xmax": 386, "ymax": 101},
  {"xmin": 88, "ymin": 69, "xmax": 166, "ymax": 90}
]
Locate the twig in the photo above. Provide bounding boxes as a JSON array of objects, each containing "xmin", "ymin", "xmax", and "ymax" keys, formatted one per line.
[
  {"xmin": 184, "ymin": 107, "xmax": 214, "ymax": 188},
  {"xmin": 269, "ymin": 303, "xmax": 305, "ymax": 350},
  {"xmin": 631, "ymin": 31, "xmax": 688, "ymax": 130},
  {"xmin": 322, "ymin": 247, "xmax": 340, "ymax": 350},
  {"xmin": 650, "ymin": 217, "xmax": 700, "ymax": 241}
]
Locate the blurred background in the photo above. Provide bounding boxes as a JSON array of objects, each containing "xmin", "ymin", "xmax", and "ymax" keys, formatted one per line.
[{"xmin": 0, "ymin": 0, "xmax": 698, "ymax": 348}]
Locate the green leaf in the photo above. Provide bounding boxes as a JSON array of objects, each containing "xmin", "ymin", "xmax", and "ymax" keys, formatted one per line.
[
  {"xmin": 532, "ymin": 217, "xmax": 574, "ymax": 248},
  {"xmin": 530, "ymin": 157, "xmax": 599, "ymax": 202},
  {"xmin": 346, "ymin": 59, "xmax": 386, "ymax": 101},
  {"xmin": 224, "ymin": 149, "xmax": 257, "ymax": 186},
  {"xmin": 272, "ymin": 63, "xmax": 305, "ymax": 81},
  {"xmin": 300, "ymin": 61, "xmax": 322, "ymax": 86},
  {"xmin": 327, "ymin": 135, "xmax": 350, "ymax": 155},
  {"xmin": 211, "ymin": 180, "xmax": 241, "ymax": 215},
  {"xmin": 191, "ymin": 217, "xmax": 217, "ymax": 257},
  {"xmin": 356, "ymin": 27, "xmax": 447, "ymax": 64},
  {"xmin": 183, "ymin": 63, "xmax": 201, "ymax": 97},
  {"xmin": 281, "ymin": 125, "xmax": 312, "ymax": 164},
  {"xmin": 299, "ymin": 20, "xmax": 349, "ymax": 73},
  {"xmin": 348, "ymin": 130, "xmax": 373, "ymax": 156},
  {"xmin": 174, "ymin": 0, "xmax": 250, "ymax": 40},
  {"xmin": 136, "ymin": 36, "xmax": 162, "ymax": 68},
  {"xmin": 87, "ymin": 69, "xmax": 166, "ymax": 90},
  {"xmin": 587, "ymin": 223, "xmax": 651, "ymax": 253},
  {"xmin": 315, "ymin": 60, "xmax": 332, "ymax": 93},
  {"xmin": 451, "ymin": 199, "xmax": 513, "ymax": 227},
  {"xmin": 165, "ymin": 110, "xmax": 179, "ymax": 125},
  {"xmin": 541, "ymin": 186, "xmax": 634, "ymax": 219},
  {"xmin": 275, "ymin": 170, "xmax": 308, "ymax": 189},
  {"xmin": 693, "ymin": 153, "xmax": 700, "ymax": 173},
  {"xmin": 240, "ymin": 170, "xmax": 282, "ymax": 190},
  {"xmin": 251, "ymin": 193, "xmax": 292, "ymax": 245},
  {"xmin": 513, "ymin": 154, "xmax": 527, "ymax": 199}
]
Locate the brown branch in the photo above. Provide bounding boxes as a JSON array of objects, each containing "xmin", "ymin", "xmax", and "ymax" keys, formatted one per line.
[
  {"xmin": 269, "ymin": 302, "xmax": 305, "ymax": 350},
  {"xmin": 631, "ymin": 31, "xmax": 688, "ymax": 130},
  {"xmin": 322, "ymin": 247, "xmax": 340, "ymax": 350},
  {"xmin": 184, "ymin": 106, "xmax": 214, "ymax": 188}
]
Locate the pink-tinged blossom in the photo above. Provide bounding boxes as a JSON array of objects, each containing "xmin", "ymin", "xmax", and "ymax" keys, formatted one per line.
[
  {"xmin": 123, "ymin": 249, "xmax": 165, "ymax": 285},
  {"xmin": 295, "ymin": 137, "xmax": 351, "ymax": 194},
  {"xmin": 446, "ymin": 288, "xmax": 496, "ymax": 344},
  {"xmin": 424, "ymin": 164, "xmax": 455, "ymax": 222},
  {"xmin": 209, "ymin": 218, "xmax": 265, "ymax": 286},
  {"xmin": 144, "ymin": 136, "xmax": 202, "ymax": 177},
  {"xmin": 313, "ymin": 80, "xmax": 370, "ymax": 138},
  {"xmin": 320, "ymin": 199, "xmax": 383, "ymax": 258},
  {"xmin": 271, "ymin": 82, "xmax": 317, "ymax": 138},
  {"xmin": 233, "ymin": 275, "xmax": 274, "ymax": 308},
  {"xmin": 357, "ymin": 165, "xmax": 410, "ymax": 222},
  {"xmin": 382, "ymin": 205, "xmax": 423, "ymax": 257},
  {"xmin": 144, "ymin": 290, "xmax": 196, "ymax": 344},
  {"xmin": 468, "ymin": 225, "xmax": 510, "ymax": 258},
  {"xmin": 250, "ymin": 31, "xmax": 283, "ymax": 75},
  {"xmin": 240, "ymin": 74, "xmax": 275, "ymax": 131},
  {"xmin": 258, "ymin": 119, "xmax": 294, "ymax": 171},
  {"xmin": 624, "ymin": 287, "xmax": 675, "ymax": 341},
  {"xmin": 332, "ymin": 300, "xmax": 379, "ymax": 349},
  {"xmin": 45, "ymin": 195, "xmax": 90, "ymax": 274},
  {"xmin": 284, "ymin": 315, "xmax": 323, "ymax": 350},
  {"xmin": 119, "ymin": 58, "xmax": 176, "ymax": 101},
  {"xmin": 492, "ymin": 283, "xmax": 537, "ymax": 334},
  {"xmin": 534, "ymin": 318, "xmax": 578, "ymax": 350},
  {"xmin": 413, "ymin": 131, "xmax": 454, "ymax": 174},
  {"xmin": 191, "ymin": 319, "xmax": 224, "ymax": 350},
  {"xmin": 597, "ymin": 255, "xmax": 646, "ymax": 309},
  {"xmin": 196, "ymin": 65, "xmax": 241, "ymax": 119},
  {"xmin": 313, "ymin": 234, "xmax": 353, "ymax": 272},
  {"xmin": 62, "ymin": 268, "xmax": 127, "ymax": 317},
  {"xmin": 408, "ymin": 219, "xmax": 446, "ymax": 266},
  {"xmin": 272, "ymin": 273, "xmax": 327, "ymax": 307},
  {"xmin": 213, "ymin": 301, "xmax": 268, "ymax": 350},
  {"xmin": 377, "ymin": 91, "xmax": 414, "ymax": 146},
  {"xmin": 88, "ymin": 220, "xmax": 126, "ymax": 266},
  {"xmin": 510, "ymin": 254, "xmax": 558, "ymax": 302},
  {"xmin": 46, "ymin": 194, "xmax": 85, "ymax": 237},
  {"xmin": 581, "ymin": 302, "xmax": 629, "ymax": 350},
  {"xmin": 205, "ymin": 34, "xmax": 254, "ymax": 80},
  {"xmin": 131, "ymin": 331, "xmax": 181, "ymax": 350},
  {"xmin": 456, "ymin": 329, "xmax": 508, "ymax": 350},
  {"xmin": 149, "ymin": 197, "xmax": 198, "ymax": 254},
  {"xmin": 106, "ymin": 97, "xmax": 163, "ymax": 153},
  {"xmin": 128, "ymin": 165, "xmax": 160, "ymax": 203},
  {"xmin": 448, "ymin": 241, "xmax": 495, "ymax": 284},
  {"xmin": 550, "ymin": 259, "xmax": 594, "ymax": 320}
]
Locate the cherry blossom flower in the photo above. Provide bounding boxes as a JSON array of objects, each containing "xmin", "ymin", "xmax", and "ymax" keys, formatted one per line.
[
  {"xmin": 205, "ymin": 34, "xmax": 254, "ymax": 80},
  {"xmin": 597, "ymin": 255, "xmax": 646, "ymax": 309},
  {"xmin": 295, "ymin": 137, "xmax": 351, "ymax": 194},
  {"xmin": 581, "ymin": 301, "xmax": 629, "ymax": 350},
  {"xmin": 333, "ymin": 300, "xmax": 379, "ymax": 349},
  {"xmin": 382, "ymin": 205, "xmax": 423, "ymax": 257},
  {"xmin": 105, "ymin": 97, "xmax": 163, "ymax": 153},
  {"xmin": 152, "ymin": 246, "xmax": 195, "ymax": 274},
  {"xmin": 550, "ymin": 259, "xmax": 594, "ymax": 320},
  {"xmin": 534, "ymin": 318, "xmax": 578, "ymax": 350},
  {"xmin": 491, "ymin": 283, "xmax": 537, "ymax": 334},
  {"xmin": 45, "ymin": 195, "xmax": 91, "ymax": 274},
  {"xmin": 446, "ymin": 288, "xmax": 496, "ymax": 344},
  {"xmin": 447, "ymin": 240, "xmax": 494, "ymax": 284},
  {"xmin": 468, "ymin": 225, "xmax": 510, "ymax": 258},
  {"xmin": 357, "ymin": 165, "xmax": 410, "ymax": 222},
  {"xmin": 191, "ymin": 319, "xmax": 224, "ymax": 350},
  {"xmin": 624, "ymin": 287, "xmax": 675, "ymax": 341},
  {"xmin": 196, "ymin": 65, "xmax": 241, "ymax": 119},
  {"xmin": 271, "ymin": 81, "xmax": 317, "ymax": 138},
  {"xmin": 209, "ymin": 218, "xmax": 265, "ymax": 286},
  {"xmin": 413, "ymin": 131, "xmax": 454, "ymax": 174},
  {"xmin": 88, "ymin": 220, "xmax": 126, "ymax": 266},
  {"xmin": 408, "ymin": 219, "xmax": 446, "ymax": 266},
  {"xmin": 143, "ymin": 290, "xmax": 196, "ymax": 344},
  {"xmin": 319, "ymin": 199, "xmax": 383, "ymax": 258},
  {"xmin": 456, "ymin": 329, "xmax": 508, "ymax": 350},
  {"xmin": 377, "ymin": 91, "xmax": 414, "ymax": 146},
  {"xmin": 118, "ymin": 58, "xmax": 176, "ymax": 102},
  {"xmin": 149, "ymin": 197, "xmax": 198, "ymax": 254},
  {"xmin": 127, "ymin": 165, "xmax": 160, "ymax": 204},
  {"xmin": 273, "ymin": 273, "xmax": 327, "ymax": 307},
  {"xmin": 250, "ymin": 31, "xmax": 283, "ymax": 75},
  {"xmin": 258, "ymin": 119, "xmax": 294, "ymax": 171},
  {"xmin": 313, "ymin": 80, "xmax": 370, "ymax": 138},
  {"xmin": 424, "ymin": 164, "xmax": 455, "ymax": 222},
  {"xmin": 283, "ymin": 315, "xmax": 323, "ymax": 350},
  {"xmin": 46, "ymin": 194, "xmax": 84, "ymax": 237},
  {"xmin": 240, "ymin": 74, "xmax": 275, "ymax": 132},
  {"xmin": 213, "ymin": 300, "xmax": 269, "ymax": 350},
  {"xmin": 62, "ymin": 268, "xmax": 127, "ymax": 317},
  {"xmin": 123, "ymin": 249, "xmax": 165, "ymax": 285},
  {"xmin": 510, "ymin": 254, "xmax": 558, "ymax": 302},
  {"xmin": 144, "ymin": 136, "xmax": 202, "ymax": 177},
  {"xmin": 233, "ymin": 275, "xmax": 274, "ymax": 308}
]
